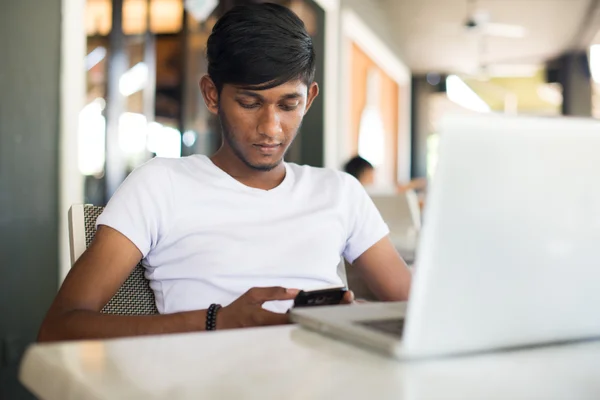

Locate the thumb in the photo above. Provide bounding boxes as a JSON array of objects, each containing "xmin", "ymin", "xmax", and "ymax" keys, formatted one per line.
[
  {"xmin": 246, "ymin": 286, "xmax": 300, "ymax": 304},
  {"xmin": 341, "ymin": 290, "xmax": 355, "ymax": 304}
]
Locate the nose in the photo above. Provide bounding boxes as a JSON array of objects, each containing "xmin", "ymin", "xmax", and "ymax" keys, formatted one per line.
[{"xmin": 257, "ymin": 105, "xmax": 283, "ymax": 139}]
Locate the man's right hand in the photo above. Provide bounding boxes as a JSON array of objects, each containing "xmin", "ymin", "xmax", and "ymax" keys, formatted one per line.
[
  {"xmin": 38, "ymin": 226, "xmax": 300, "ymax": 342},
  {"xmin": 216, "ymin": 287, "xmax": 299, "ymax": 330}
]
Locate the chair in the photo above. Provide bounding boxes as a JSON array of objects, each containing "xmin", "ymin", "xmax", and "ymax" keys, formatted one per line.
[
  {"xmin": 370, "ymin": 190, "xmax": 421, "ymax": 263},
  {"xmin": 68, "ymin": 204, "xmax": 158, "ymax": 315}
]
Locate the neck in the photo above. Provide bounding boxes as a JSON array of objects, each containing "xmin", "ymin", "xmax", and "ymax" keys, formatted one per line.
[{"xmin": 210, "ymin": 146, "xmax": 286, "ymax": 191}]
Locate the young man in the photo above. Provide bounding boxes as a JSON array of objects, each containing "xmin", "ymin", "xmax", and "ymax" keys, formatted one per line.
[{"xmin": 38, "ymin": 3, "xmax": 411, "ymax": 342}]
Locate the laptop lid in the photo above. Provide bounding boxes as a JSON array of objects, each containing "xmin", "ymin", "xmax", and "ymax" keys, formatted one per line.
[{"xmin": 403, "ymin": 115, "xmax": 600, "ymax": 357}]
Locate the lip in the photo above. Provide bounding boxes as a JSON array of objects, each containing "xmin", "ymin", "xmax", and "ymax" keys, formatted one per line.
[{"xmin": 253, "ymin": 143, "xmax": 281, "ymax": 155}]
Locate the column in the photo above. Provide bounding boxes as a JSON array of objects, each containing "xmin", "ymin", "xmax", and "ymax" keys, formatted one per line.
[
  {"xmin": 548, "ymin": 51, "xmax": 593, "ymax": 117},
  {"xmin": 410, "ymin": 75, "xmax": 435, "ymax": 179}
]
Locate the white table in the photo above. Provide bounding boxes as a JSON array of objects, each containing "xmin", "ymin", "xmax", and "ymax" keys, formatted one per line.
[{"xmin": 20, "ymin": 325, "xmax": 600, "ymax": 400}]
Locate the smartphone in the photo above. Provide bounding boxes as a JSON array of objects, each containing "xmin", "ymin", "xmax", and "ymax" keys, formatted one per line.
[{"xmin": 293, "ymin": 287, "xmax": 348, "ymax": 308}]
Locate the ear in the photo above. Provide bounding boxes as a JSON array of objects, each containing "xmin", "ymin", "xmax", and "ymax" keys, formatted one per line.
[
  {"xmin": 199, "ymin": 75, "xmax": 219, "ymax": 115},
  {"xmin": 304, "ymin": 82, "xmax": 319, "ymax": 115}
]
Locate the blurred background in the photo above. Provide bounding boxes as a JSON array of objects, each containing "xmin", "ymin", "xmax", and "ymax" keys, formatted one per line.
[{"xmin": 3, "ymin": 0, "xmax": 600, "ymax": 397}]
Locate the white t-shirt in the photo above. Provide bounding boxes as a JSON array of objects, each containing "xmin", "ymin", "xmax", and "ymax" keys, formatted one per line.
[{"xmin": 97, "ymin": 155, "xmax": 389, "ymax": 313}]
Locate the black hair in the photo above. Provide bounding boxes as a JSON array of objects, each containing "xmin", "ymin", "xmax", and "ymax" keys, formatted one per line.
[
  {"xmin": 206, "ymin": 3, "xmax": 316, "ymax": 93},
  {"xmin": 344, "ymin": 156, "xmax": 374, "ymax": 180}
]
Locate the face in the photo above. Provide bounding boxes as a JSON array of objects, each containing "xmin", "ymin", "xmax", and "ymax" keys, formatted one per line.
[{"xmin": 201, "ymin": 77, "xmax": 319, "ymax": 171}]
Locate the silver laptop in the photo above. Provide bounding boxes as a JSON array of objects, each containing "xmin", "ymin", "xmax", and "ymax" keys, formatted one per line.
[{"xmin": 292, "ymin": 114, "xmax": 600, "ymax": 359}]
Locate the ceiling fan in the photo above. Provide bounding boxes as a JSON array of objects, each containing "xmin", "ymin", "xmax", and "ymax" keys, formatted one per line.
[
  {"xmin": 453, "ymin": 0, "xmax": 532, "ymax": 80},
  {"xmin": 463, "ymin": 0, "xmax": 528, "ymax": 39},
  {"xmin": 445, "ymin": 1, "xmax": 560, "ymax": 113}
]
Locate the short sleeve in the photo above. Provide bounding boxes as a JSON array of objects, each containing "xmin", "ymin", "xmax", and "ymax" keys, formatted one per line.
[
  {"xmin": 96, "ymin": 158, "xmax": 174, "ymax": 258},
  {"xmin": 342, "ymin": 175, "xmax": 390, "ymax": 263}
]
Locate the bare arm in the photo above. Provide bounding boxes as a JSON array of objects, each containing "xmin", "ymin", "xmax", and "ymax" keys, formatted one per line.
[
  {"xmin": 38, "ymin": 226, "xmax": 299, "ymax": 342},
  {"xmin": 398, "ymin": 177, "xmax": 427, "ymax": 192},
  {"xmin": 37, "ymin": 226, "xmax": 209, "ymax": 342},
  {"xmin": 351, "ymin": 236, "xmax": 411, "ymax": 301}
]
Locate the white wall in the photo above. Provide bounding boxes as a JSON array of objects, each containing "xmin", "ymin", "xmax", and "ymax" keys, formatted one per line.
[
  {"xmin": 313, "ymin": 0, "xmax": 341, "ymax": 171},
  {"xmin": 59, "ymin": 0, "xmax": 86, "ymax": 283}
]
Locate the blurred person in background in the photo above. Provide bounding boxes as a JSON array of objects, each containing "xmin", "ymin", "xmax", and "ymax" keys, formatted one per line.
[
  {"xmin": 343, "ymin": 155, "xmax": 376, "ymax": 186},
  {"xmin": 38, "ymin": 3, "xmax": 411, "ymax": 342},
  {"xmin": 343, "ymin": 155, "xmax": 428, "ymax": 195}
]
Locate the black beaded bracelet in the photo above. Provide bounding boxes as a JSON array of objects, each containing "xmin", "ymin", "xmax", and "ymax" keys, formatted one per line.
[{"xmin": 206, "ymin": 303, "xmax": 222, "ymax": 331}]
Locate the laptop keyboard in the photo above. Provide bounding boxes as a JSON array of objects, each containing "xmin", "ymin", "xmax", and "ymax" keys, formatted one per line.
[{"xmin": 356, "ymin": 318, "xmax": 405, "ymax": 337}]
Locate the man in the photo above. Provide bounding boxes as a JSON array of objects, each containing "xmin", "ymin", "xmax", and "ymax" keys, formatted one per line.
[{"xmin": 38, "ymin": 3, "xmax": 411, "ymax": 342}]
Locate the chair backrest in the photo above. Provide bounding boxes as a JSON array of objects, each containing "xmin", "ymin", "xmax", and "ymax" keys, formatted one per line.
[
  {"xmin": 370, "ymin": 190, "xmax": 421, "ymax": 259},
  {"xmin": 370, "ymin": 190, "xmax": 421, "ymax": 231},
  {"xmin": 68, "ymin": 204, "xmax": 158, "ymax": 315}
]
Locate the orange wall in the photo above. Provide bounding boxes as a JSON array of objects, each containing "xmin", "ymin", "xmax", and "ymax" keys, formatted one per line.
[{"xmin": 350, "ymin": 42, "xmax": 399, "ymax": 183}]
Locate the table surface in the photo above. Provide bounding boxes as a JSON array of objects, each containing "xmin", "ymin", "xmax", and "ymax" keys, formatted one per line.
[{"xmin": 20, "ymin": 325, "xmax": 600, "ymax": 400}]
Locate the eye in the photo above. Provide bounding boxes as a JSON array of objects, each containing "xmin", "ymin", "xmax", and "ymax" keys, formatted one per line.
[
  {"xmin": 238, "ymin": 101, "xmax": 260, "ymax": 109},
  {"xmin": 279, "ymin": 103, "xmax": 299, "ymax": 111}
]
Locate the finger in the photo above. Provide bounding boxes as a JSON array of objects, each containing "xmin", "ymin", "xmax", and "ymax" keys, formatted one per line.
[
  {"xmin": 246, "ymin": 286, "xmax": 300, "ymax": 304},
  {"xmin": 341, "ymin": 290, "xmax": 355, "ymax": 304},
  {"xmin": 255, "ymin": 308, "xmax": 291, "ymax": 326}
]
